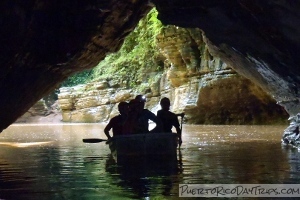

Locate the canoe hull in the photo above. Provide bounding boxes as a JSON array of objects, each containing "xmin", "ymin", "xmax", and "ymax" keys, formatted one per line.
[{"xmin": 107, "ymin": 133, "xmax": 178, "ymax": 162}]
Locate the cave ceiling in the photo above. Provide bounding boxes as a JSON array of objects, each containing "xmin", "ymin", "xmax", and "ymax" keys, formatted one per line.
[{"xmin": 0, "ymin": 0, "xmax": 300, "ymax": 132}]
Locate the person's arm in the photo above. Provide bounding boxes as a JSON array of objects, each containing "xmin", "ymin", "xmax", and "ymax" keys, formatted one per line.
[
  {"xmin": 175, "ymin": 126, "xmax": 182, "ymax": 146},
  {"xmin": 104, "ymin": 120, "xmax": 113, "ymax": 139},
  {"xmin": 173, "ymin": 113, "xmax": 183, "ymax": 145},
  {"xmin": 148, "ymin": 110, "xmax": 163, "ymax": 133}
]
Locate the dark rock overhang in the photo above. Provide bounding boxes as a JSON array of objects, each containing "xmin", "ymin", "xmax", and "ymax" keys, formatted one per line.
[
  {"xmin": 153, "ymin": 0, "xmax": 300, "ymax": 115},
  {"xmin": 0, "ymin": 0, "xmax": 152, "ymax": 132},
  {"xmin": 0, "ymin": 0, "xmax": 300, "ymax": 132}
]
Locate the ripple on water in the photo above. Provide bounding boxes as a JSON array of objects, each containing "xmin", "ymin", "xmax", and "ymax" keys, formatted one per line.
[{"xmin": 0, "ymin": 124, "xmax": 298, "ymax": 199}]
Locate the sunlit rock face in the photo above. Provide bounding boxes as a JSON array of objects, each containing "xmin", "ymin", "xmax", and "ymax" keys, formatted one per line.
[
  {"xmin": 182, "ymin": 76, "xmax": 288, "ymax": 124},
  {"xmin": 0, "ymin": 0, "xmax": 152, "ymax": 132},
  {"xmin": 58, "ymin": 83, "xmax": 133, "ymax": 123},
  {"xmin": 156, "ymin": 26, "xmax": 288, "ymax": 124},
  {"xmin": 57, "ymin": 26, "xmax": 288, "ymax": 124},
  {"xmin": 152, "ymin": 0, "xmax": 300, "ymax": 117}
]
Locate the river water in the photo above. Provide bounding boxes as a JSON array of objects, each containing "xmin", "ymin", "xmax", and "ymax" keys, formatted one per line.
[{"xmin": 0, "ymin": 124, "xmax": 299, "ymax": 199}]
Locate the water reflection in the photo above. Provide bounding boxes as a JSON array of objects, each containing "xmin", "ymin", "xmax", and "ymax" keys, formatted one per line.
[
  {"xmin": 0, "ymin": 124, "xmax": 299, "ymax": 199},
  {"xmin": 0, "ymin": 141, "xmax": 53, "ymax": 148},
  {"xmin": 282, "ymin": 146, "xmax": 300, "ymax": 183},
  {"xmin": 104, "ymin": 153, "xmax": 182, "ymax": 199}
]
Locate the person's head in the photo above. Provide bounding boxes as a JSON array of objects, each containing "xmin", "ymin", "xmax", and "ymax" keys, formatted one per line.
[
  {"xmin": 129, "ymin": 99, "xmax": 139, "ymax": 112},
  {"xmin": 118, "ymin": 101, "xmax": 129, "ymax": 115},
  {"xmin": 160, "ymin": 97, "xmax": 170, "ymax": 110},
  {"xmin": 135, "ymin": 95, "xmax": 146, "ymax": 103},
  {"xmin": 135, "ymin": 95, "xmax": 146, "ymax": 110}
]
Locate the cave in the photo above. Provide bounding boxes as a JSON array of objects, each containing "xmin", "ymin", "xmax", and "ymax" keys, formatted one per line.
[{"xmin": 0, "ymin": 0, "xmax": 299, "ymax": 132}]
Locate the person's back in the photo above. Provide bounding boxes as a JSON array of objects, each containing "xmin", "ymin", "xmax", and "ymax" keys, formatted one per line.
[
  {"xmin": 134, "ymin": 95, "xmax": 162, "ymax": 134},
  {"xmin": 157, "ymin": 109, "xmax": 179, "ymax": 133},
  {"xmin": 157, "ymin": 97, "xmax": 182, "ymax": 145},
  {"xmin": 137, "ymin": 108, "xmax": 158, "ymax": 133},
  {"xmin": 126, "ymin": 99, "xmax": 140, "ymax": 134},
  {"xmin": 104, "ymin": 102, "xmax": 129, "ymax": 139},
  {"xmin": 104, "ymin": 115, "xmax": 124, "ymax": 138}
]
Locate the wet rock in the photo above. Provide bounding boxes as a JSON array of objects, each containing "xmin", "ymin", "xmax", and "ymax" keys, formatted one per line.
[{"xmin": 282, "ymin": 114, "xmax": 300, "ymax": 147}]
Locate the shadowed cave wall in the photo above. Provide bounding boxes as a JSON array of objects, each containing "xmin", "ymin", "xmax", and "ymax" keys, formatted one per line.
[{"xmin": 0, "ymin": 0, "xmax": 152, "ymax": 132}]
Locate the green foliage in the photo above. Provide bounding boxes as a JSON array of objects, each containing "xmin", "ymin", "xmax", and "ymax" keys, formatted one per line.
[
  {"xmin": 90, "ymin": 8, "xmax": 164, "ymax": 89},
  {"xmin": 61, "ymin": 70, "xmax": 92, "ymax": 87}
]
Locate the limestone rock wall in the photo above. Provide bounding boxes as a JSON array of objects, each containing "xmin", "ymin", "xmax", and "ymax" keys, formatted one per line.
[
  {"xmin": 57, "ymin": 26, "xmax": 288, "ymax": 124},
  {"xmin": 152, "ymin": 0, "xmax": 300, "ymax": 122},
  {"xmin": 155, "ymin": 27, "xmax": 288, "ymax": 124},
  {"xmin": 58, "ymin": 83, "xmax": 133, "ymax": 122}
]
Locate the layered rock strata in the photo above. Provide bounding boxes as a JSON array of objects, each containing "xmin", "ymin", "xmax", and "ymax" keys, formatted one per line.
[
  {"xmin": 58, "ymin": 26, "xmax": 288, "ymax": 124},
  {"xmin": 153, "ymin": 0, "xmax": 300, "ymax": 121},
  {"xmin": 58, "ymin": 84, "xmax": 133, "ymax": 123}
]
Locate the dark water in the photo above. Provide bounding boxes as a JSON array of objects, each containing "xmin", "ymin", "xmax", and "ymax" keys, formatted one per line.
[{"xmin": 0, "ymin": 124, "xmax": 299, "ymax": 199}]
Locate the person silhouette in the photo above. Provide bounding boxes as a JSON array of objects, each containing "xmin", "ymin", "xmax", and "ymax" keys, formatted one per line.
[
  {"xmin": 104, "ymin": 101, "xmax": 129, "ymax": 139},
  {"xmin": 157, "ymin": 97, "xmax": 183, "ymax": 145},
  {"xmin": 133, "ymin": 95, "xmax": 162, "ymax": 134}
]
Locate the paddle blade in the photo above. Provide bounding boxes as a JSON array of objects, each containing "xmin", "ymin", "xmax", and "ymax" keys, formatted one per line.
[{"xmin": 82, "ymin": 138, "xmax": 107, "ymax": 143}]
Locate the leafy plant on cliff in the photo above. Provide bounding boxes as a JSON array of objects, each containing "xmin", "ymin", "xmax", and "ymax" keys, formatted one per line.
[
  {"xmin": 90, "ymin": 8, "xmax": 164, "ymax": 90},
  {"xmin": 61, "ymin": 69, "xmax": 93, "ymax": 87}
]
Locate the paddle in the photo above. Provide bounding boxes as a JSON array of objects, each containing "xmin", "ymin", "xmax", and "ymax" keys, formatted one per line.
[
  {"xmin": 179, "ymin": 113, "xmax": 184, "ymax": 130},
  {"xmin": 176, "ymin": 113, "xmax": 185, "ymax": 147},
  {"xmin": 82, "ymin": 138, "xmax": 107, "ymax": 143}
]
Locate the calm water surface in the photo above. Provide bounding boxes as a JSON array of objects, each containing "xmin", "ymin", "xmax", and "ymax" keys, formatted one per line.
[{"xmin": 0, "ymin": 124, "xmax": 299, "ymax": 199}]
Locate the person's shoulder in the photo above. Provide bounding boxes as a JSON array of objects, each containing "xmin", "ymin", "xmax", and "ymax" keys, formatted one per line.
[
  {"xmin": 168, "ymin": 111, "xmax": 177, "ymax": 116},
  {"xmin": 157, "ymin": 110, "xmax": 163, "ymax": 114},
  {"xmin": 110, "ymin": 115, "xmax": 121, "ymax": 121},
  {"xmin": 158, "ymin": 109, "xmax": 169, "ymax": 115},
  {"xmin": 163, "ymin": 110, "xmax": 175, "ymax": 116},
  {"xmin": 143, "ymin": 109, "xmax": 156, "ymax": 117},
  {"xmin": 168, "ymin": 111, "xmax": 179, "ymax": 120},
  {"xmin": 143, "ymin": 109, "xmax": 153, "ymax": 114}
]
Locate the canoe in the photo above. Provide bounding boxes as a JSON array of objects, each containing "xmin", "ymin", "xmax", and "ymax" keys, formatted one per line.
[{"xmin": 106, "ymin": 132, "xmax": 178, "ymax": 162}]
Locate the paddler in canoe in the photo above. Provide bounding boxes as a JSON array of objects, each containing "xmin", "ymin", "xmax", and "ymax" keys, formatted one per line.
[
  {"xmin": 104, "ymin": 101, "xmax": 131, "ymax": 140},
  {"xmin": 104, "ymin": 95, "xmax": 163, "ymax": 139},
  {"xmin": 157, "ymin": 97, "xmax": 184, "ymax": 146},
  {"xmin": 129, "ymin": 95, "xmax": 163, "ymax": 134}
]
